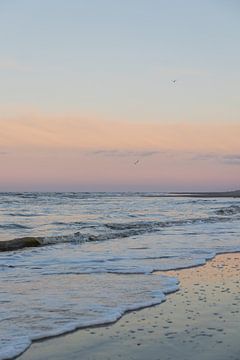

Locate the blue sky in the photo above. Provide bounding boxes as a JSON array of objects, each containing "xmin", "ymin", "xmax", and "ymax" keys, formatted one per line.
[
  {"xmin": 0, "ymin": 1, "xmax": 239, "ymax": 191},
  {"xmin": 0, "ymin": 0, "xmax": 239, "ymax": 121}
]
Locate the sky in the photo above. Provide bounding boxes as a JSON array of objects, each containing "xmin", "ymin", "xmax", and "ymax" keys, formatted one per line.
[{"xmin": 0, "ymin": 0, "xmax": 239, "ymax": 191}]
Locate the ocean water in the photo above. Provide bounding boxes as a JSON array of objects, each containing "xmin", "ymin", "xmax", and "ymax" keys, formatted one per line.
[{"xmin": 0, "ymin": 192, "xmax": 240, "ymax": 359}]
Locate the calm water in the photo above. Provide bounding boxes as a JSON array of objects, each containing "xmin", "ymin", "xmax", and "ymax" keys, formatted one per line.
[{"xmin": 0, "ymin": 192, "xmax": 240, "ymax": 359}]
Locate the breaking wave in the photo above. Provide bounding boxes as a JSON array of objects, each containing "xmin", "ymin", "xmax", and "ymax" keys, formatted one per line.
[
  {"xmin": 215, "ymin": 204, "xmax": 240, "ymax": 216},
  {"xmin": 0, "ymin": 210, "xmax": 238, "ymax": 252}
]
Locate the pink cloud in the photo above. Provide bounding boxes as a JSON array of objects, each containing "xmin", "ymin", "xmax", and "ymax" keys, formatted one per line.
[
  {"xmin": 0, "ymin": 110, "xmax": 239, "ymax": 190},
  {"xmin": 0, "ymin": 111, "xmax": 239, "ymax": 154}
]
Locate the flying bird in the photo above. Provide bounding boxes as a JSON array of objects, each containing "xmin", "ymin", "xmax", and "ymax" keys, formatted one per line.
[
  {"xmin": 134, "ymin": 160, "xmax": 140, "ymax": 165},
  {"xmin": 171, "ymin": 79, "xmax": 177, "ymax": 84}
]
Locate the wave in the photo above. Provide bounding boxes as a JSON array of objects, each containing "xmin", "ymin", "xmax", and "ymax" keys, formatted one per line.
[
  {"xmin": 0, "ymin": 223, "xmax": 31, "ymax": 230},
  {"xmin": 105, "ymin": 215, "xmax": 232, "ymax": 231},
  {"xmin": 7, "ymin": 213, "xmax": 42, "ymax": 217},
  {"xmin": 51, "ymin": 221, "xmax": 97, "ymax": 228},
  {"xmin": 0, "ymin": 210, "xmax": 238, "ymax": 252},
  {"xmin": 215, "ymin": 204, "xmax": 240, "ymax": 216},
  {"xmin": 0, "ymin": 274, "xmax": 179, "ymax": 360}
]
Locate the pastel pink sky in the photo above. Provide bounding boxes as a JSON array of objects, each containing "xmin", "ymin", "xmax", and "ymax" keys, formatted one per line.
[
  {"xmin": 1, "ymin": 1, "xmax": 239, "ymax": 191},
  {"xmin": 0, "ymin": 110, "xmax": 239, "ymax": 191}
]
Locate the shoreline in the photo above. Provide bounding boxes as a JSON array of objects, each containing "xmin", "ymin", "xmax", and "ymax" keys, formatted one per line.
[
  {"xmin": 150, "ymin": 190, "xmax": 240, "ymax": 198},
  {"xmin": 17, "ymin": 252, "xmax": 240, "ymax": 360}
]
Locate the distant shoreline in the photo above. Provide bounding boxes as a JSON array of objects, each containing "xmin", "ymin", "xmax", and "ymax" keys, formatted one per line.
[
  {"xmin": 168, "ymin": 190, "xmax": 240, "ymax": 198},
  {"xmin": 0, "ymin": 190, "xmax": 239, "ymax": 197},
  {"xmin": 141, "ymin": 190, "xmax": 240, "ymax": 198}
]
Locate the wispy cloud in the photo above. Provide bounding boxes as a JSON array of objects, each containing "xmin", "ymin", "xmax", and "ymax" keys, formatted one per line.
[
  {"xmin": 86, "ymin": 148, "xmax": 240, "ymax": 166},
  {"xmin": 191, "ymin": 152, "xmax": 240, "ymax": 165},
  {"xmin": 218, "ymin": 154, "xmax": 240, "ymax": 165},
  {"xmin": 0, "ymin": 111, "xmax": 239, "ymax": 162},
  {"xmin": 86, "ymin": 149, "xmax": 165, "ymax": 157}
]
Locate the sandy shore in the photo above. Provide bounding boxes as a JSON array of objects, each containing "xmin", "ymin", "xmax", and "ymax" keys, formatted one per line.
[{"xmin": 18, "ymin": 253, "xmax": 240, "ymax": 360}]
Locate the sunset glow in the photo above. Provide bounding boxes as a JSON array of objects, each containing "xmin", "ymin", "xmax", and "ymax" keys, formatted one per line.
[
  {"xmin": 0, "ymin": 1, "xmax": 239, "ymax": 191},
  {"xmin": 0, "ymin": 111, "xmax": 239, "ymax": 191}
]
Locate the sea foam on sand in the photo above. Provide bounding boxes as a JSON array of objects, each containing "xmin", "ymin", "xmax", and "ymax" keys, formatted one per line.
[{"xmin": 18, "ymin": 253, "xmax": 240, "ymax": 360}]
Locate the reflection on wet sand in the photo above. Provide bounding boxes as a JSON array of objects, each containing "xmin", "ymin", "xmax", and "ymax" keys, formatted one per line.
[{"xmin": 19, "ymin": 253, "xmax": 240, "ymax": 360}]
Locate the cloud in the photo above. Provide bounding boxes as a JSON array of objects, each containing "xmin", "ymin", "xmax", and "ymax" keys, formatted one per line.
[
  {"xmin": 86, "ymin": 149, "xmax": 165, "ymax": 157},
  {"xmin": 190, "ymin": 152, "xmax": 240, "ymax": 165},
  {"xmin": 86, "ymin": 148, "xmax": 240, "ymax": 167},
  {"xmin": 0, "ymin": 110, "xmax": 239, "ymax": 161},
  {"xmin": 220, "ymin": 154, "xmax": 240, "ymax": 164}
]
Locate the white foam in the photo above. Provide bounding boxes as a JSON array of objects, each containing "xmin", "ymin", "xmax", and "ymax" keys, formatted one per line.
[
  {"xmin": 0, "ymin": 337, "xmax": 31, "ymax": 360},
  {"xmin": 0, "ymin": 193, "xmax": 239, "ymax": 359},
  {"xmin": 0, "ymin": 272, "xmax": 178, "ymax": 360}
]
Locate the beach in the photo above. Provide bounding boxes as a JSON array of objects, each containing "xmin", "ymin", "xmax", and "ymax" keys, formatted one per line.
[
  {"xmin": 18, "ymin": 252, "xmax": 240, "ymax": 360},
  {"xmin": 1, "ymin": 0, "xmax": 240, "ymax": 358},
  {"xmin": 0, "ymin": 192, "xmax": 239, "ymax": 360}
]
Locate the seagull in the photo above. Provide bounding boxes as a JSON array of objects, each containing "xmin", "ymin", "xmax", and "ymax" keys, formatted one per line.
[
  {"xmin": 171, "ymin": 79, "xmax": 177, "ymax": 84},
  {"xmin": 134, "ymin": 160, "xmax": 140, "ymax": 165}
]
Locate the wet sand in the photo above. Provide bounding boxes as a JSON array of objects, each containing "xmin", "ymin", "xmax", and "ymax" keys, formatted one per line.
[{"xmin": 18, "ymin": 253, "xmax": 240, "ymax": 360}]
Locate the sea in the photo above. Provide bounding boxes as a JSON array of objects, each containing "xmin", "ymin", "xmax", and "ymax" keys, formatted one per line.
[{"xmin": 0, "ymin": 192, "xmax": 240, "ymax": 359}]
